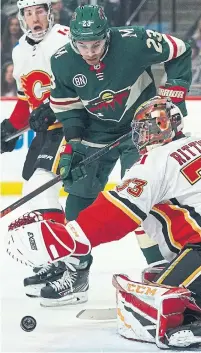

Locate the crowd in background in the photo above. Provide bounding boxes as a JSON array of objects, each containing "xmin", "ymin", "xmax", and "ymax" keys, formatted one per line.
[
  {"xmin": 1, "ymin": 0, "xmax": 201, "ymax": 97},
  {"xmin": 186, "ymin": 16, "xmax": 201, "ymax": 95}
]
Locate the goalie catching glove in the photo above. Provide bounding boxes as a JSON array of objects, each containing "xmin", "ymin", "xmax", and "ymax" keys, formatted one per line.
[
  {"xmin": 113, "ymin": 273, "xmax": 201, "ymax": 349},
  {"xmin": 6, "ymin": 219, "xmax": 91, "ymax": 267}
]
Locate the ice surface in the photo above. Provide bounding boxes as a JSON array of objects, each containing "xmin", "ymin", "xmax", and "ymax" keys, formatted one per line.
[{"xmin": 1, "ymin": 197, "xmax": 193, "ymax": 353}]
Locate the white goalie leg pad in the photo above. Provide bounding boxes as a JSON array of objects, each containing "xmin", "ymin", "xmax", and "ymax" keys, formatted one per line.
[
  {"xmin": 112, "ymin": 274, "xmax": 192, "ymax": 348},
  {"xmin": 6, "ymin": 220, "xmax": 91, "ymax": 267}
]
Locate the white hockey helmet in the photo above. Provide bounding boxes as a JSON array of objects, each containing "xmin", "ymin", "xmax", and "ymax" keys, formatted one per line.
[{"xmin": 17, "ymin": 0, "xmax": 54, "ymax": 41}]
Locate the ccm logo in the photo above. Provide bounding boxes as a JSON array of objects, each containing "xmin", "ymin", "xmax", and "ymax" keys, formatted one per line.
[
  {"xmin": 28, "ymin": 232, "xmax": 38, "ymax": 250},
  {"xmin": 127, "ymin": 283, "xmax": 157, "ymax": 296}
]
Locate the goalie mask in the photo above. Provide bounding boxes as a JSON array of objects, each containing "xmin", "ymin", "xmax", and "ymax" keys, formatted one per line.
[
  {"xmin": 70, "ymin": 5, "xmax": 110, "ymax": 54},
  {"xmin": 132, "ymin": 97, "xmax": 183, "ymax": 155},
  {"xmin": 17, "ymin": 0, "xmax": 54, "ymax": 41}
]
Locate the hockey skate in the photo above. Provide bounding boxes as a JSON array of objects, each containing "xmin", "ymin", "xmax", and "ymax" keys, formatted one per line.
[
  {"xmin": 7, "ymin": 209, "xmax": 67, "ymax": 297},
  {"xmin": 165, "ymin": 321, "xmax": 201, "ymax": 348},
  {"xmin": 24, "ymin": 261, "xmax": 67, "ymax": 297},
  {"xmin": 40, "ymin": 255, "xmax": 93, "ymax": 307}
]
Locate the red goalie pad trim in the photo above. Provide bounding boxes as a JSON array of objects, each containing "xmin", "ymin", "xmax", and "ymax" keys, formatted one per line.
[{"xmin": 41, "ymin": 221, "xmax": 75, "ymax": 261}]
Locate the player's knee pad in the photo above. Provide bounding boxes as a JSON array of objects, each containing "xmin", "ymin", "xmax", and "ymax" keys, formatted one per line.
[{"xmin": 112, "ymin": 273, "xmax": 192, "ymax": 349}]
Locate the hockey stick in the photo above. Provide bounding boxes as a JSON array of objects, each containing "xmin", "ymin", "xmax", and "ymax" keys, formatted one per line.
[
  {"xmin": 76, "ymin": 308, "xmax": 116, "ymax": 321},
  {"xmin": 0, "ymin": 131, "xmax": 132, "ymax": 218},
  {"xmin": 4, "ymin": 126, "xmax": 30, "ymax": 142}
]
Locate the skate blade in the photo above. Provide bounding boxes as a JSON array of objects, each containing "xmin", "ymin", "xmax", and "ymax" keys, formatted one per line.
[
  {"xmin": 25, "ymin": 284, "xmax": 45, "ymax": 297},
  {"xmin": 40, "ymin": 292, "xmax": 88, "ymax": 307}
]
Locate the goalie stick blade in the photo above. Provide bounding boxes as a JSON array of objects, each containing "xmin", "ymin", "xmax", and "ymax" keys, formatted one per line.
[{"xmin": 76, "ymin": 308, "xmax": 116, "ymax": 321}]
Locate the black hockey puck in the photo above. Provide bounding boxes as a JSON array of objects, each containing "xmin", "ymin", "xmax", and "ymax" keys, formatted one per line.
[{"xmin": 20, "ymin": 316, "xmax": 37, "ymax": 332}]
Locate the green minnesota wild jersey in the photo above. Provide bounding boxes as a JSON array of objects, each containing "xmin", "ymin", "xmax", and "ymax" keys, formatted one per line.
[{"xmin": 50, "ymin": 26, "xmax": 192, "ymax": 144}]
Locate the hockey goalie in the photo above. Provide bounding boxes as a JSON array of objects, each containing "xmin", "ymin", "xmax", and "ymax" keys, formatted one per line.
[{"xmin": 6, "ymin": 97, "xmax": 201, "ymax": 349}]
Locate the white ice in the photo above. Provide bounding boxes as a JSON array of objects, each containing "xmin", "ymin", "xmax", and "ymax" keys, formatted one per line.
[{"xmin": 1, "ymin": 197, "xmax": 194, "ymax": 353}]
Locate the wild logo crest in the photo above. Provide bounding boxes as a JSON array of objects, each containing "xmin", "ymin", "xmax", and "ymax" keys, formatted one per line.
[{"xmin": 83, "ymin": 87, "xmax": 131, "ymax": 121}]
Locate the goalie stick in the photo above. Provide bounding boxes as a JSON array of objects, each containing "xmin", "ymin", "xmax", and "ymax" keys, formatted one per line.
[
  {"xmin": 0, "ymin": 131, "xmax": 132, "ymax": 218},
  {"xmin": 76, "ymin": 308, "xmax": 116, "ymax": 321}
]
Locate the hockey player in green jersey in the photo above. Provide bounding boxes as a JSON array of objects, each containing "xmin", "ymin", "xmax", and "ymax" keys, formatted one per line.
[{"xmin": 35, "ymin": 4, "xmax": 191, "ymax": 306}]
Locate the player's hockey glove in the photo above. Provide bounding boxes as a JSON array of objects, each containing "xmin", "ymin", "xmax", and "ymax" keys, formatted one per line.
[
  {"xmin": 158, "ymin": 79, "xmax": 189, "ymax": 116},
  {"xmin": 59, "ymin": 141, "xmax": 88, "ymax": 185},
  {"xmin": 0, "ymin": 119, "xmax": 19, "ymax": 153},
  {"xmin": 29, "ymin": 101, "xmax": 56, "ymax": 132}
]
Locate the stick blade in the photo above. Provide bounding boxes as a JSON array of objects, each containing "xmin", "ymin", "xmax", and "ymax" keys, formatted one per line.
[{"xmin": 76, "ymin": 308, "xmax": 116, "ymax": 321}]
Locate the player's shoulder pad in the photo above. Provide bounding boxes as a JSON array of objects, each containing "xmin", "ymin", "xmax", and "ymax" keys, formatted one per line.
[
  {"xmin": 111, "ymin": 25, "xmax": 145, "ymax": 40},
  {"xmin": 12, "ymin": 34, "xmax": 26, "ymax": 62},
  {"xmin": 149, "ymin": 140, "xmax": 183, "ymax": 163},
  {"xmin": 50, "ymin": 43, "xmax": 71, "ymax": 77},
  {"xmin": 134, "ymin": 144, "xmax": 169, "ymax": 170},
  {"xmin": 12, "ymin": 33, "xmax": 26, "ymax": 53},
  {"xmin": 45, "ymin": 24, "xmax": 70, "ymax": 53},
  {"xmin": 51, "ymin": 43, "xmax": 69, "ymax": 62},
  {"xmin": 51, "ymin": 23, "xmax": 70, "ymax": 37}
]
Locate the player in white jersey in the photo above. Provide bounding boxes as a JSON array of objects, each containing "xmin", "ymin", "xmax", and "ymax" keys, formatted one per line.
[
  {"xmin": 7, "ymin": 96, "xmax": 201, "ymax": 348},
  {"xmin": 1, "ymin": 0, "xmax": 70, "ymax": 296}
]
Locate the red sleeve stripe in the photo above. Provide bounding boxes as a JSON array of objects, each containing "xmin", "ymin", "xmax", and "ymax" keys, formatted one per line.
[
  {"xmin": 166, "ymin": 34, "xmax": 178, "ymax": 58},
  {"xmin": 164, "ymin": 34, "xmax": 178, "ymax": 59},
  {"xmin": 163, "ymin": 34, "xmax": 186, "ymax": 61}
]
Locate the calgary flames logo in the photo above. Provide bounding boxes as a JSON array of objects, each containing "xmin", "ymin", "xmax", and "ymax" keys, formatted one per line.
[{"xmin": 21, "ymin": 70, "xmax": 51, "ymax": 110}]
